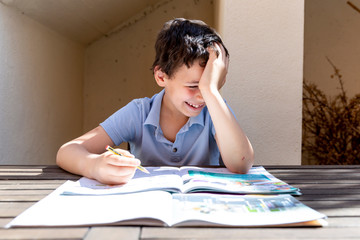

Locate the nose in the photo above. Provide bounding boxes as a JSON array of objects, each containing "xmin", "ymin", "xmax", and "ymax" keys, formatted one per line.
[{"xmin": 195, "ymin": 90, "xmax": 204, "ymax": 102}]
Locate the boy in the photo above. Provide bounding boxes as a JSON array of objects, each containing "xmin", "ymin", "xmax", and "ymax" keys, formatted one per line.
[{"xmin": 56, "ymin": 18, "xmax": 254, "ymax": 185}]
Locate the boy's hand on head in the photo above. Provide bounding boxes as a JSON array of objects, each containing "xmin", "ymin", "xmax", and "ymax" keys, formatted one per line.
[
  {"xmin": 91, "ymin": 148, "xmax": 141, "ymax": 185},
  {"xmin": 199, "ymin": 43, "xmax": 229, "ymax": 93}
]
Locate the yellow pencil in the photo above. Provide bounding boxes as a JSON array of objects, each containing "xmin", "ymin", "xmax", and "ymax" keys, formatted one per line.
[{"xmin": 106, "ymin": 145, "xmax": 150, "ymax": 174}]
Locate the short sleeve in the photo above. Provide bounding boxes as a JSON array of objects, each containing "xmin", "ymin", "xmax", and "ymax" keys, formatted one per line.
[{"xmin": 100, "ymin": 100, "xmax": 143, "ymax": 146}]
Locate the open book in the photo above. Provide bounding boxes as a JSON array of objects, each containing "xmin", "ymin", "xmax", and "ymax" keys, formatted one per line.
[
  {"xmin": 7, "ymin": 181, "xmax": 326, "ymax": 228},
  {"xmin": 62, "ymin": 166, "xmax": 300, "ymax": 196}
]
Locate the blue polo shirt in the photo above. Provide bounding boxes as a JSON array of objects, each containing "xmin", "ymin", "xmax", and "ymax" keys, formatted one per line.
[{"xmin": 100, "ymin": 90, "xmax": 222, "ymax": 166}]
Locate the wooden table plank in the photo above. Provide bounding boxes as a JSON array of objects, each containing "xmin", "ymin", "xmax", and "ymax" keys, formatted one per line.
[
  {"xmin": 0, "ymin": 195, "xmax": 47, "ymax": 202},
  {"xmin": 293, "ymin": 183, "xmax": 360, "ymax": 189},
  {"xmin": 0, "ymin": 189, "xmax": 54, "ymax": 196},
  {"xmin": 297, "ymin": 194, "xmax": 360, "ymax": 201},
  {"xmin": 302, "ymin": 199, "xmax": 360, "ymax": 207},
  {"xmin": 0, "ymin": 179, "xmax": 67, "ymax": 185},
  {"xmin": 0, "ymin": 202, "xmax": 34, "ymax": 217},
  {"xmin": 326, "ymin": 217, "xmax": 360, "ymax": 227},
  {"xmin": 286, "ymin": 179, "xmax": 360, "ymax": 184},
  {"xmin": 264, "ymin": 165, "xmax": 360, "ymax": 169},
  {"xmin": 271, "ymin": 174, "xmax": 360, "ymax": 181},
  {"xmin": 141, "ymin": 227, "xmax": 360, "ymax": 240},
  {"xmin": 0, "ymin": 218, "xmax": 13, "ymax": 228},
  {"xmin": 0, "ymin": 228, "xmax": 88, "ymax": 240},
  {"xmin": 315, "ymin": 207, "xmax": 360, "ymax": 217},
  {"xmin": 0, "ymin": 183, "xmax": 63, "ymax": 190},
  {"xmin": 0, "ymin": 174, "xmax": 80, "ymax": 180},
  {"xmin": 300, "ymin": 188, "xmax": 360, "ymax": 195},
  {"xmin": 0, "ymin": 166, "xmax": 81, "ymax": 180},
  {"xmin": 85, "ymin": 227, "xmax": 140, "ymax": 240}
]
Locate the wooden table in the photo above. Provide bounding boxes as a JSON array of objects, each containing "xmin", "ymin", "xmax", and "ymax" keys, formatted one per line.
[{"xmin": 0, "ymin": 165, "xmax": 359, "ymax": 240}]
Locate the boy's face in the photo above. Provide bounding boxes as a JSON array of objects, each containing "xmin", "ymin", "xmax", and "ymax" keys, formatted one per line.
[{"xmin": 161, "ymin": 59, "xmax": 206, "ymax": 118}]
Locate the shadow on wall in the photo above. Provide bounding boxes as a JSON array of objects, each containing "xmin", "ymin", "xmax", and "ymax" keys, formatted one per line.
[
  {"xmin": 302, "ymin": 58, "xmax": 360, "ymax": 165},
  {"xmin": 302, "ymin": 1, "xmax": 360, "ymax": 165}
]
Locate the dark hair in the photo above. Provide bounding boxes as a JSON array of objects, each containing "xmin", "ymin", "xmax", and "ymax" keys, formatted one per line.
[{"xmin": 152, "ymin": 18, "xmax": 229, "ymax": 78}]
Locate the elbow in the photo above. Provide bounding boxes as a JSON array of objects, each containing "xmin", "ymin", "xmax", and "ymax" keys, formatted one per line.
[
  {"xmin": 56, "ymin": 143, "xmax": 69, "ymax": 168},
  {"xmin": 56, "ymin": 145, "xmax": 64, "ymax": 167},
  {"xmin": 224, "ymin": 151, "xmax": 254, "ymax": 174}
]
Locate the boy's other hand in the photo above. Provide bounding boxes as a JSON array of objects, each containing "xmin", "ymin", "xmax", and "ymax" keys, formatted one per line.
[
  {"xmin": 91, "ymin": 148, "xmax": 141, "ymax": 185},
  {"xmin": 199, "ymin": 42, "xmax": 229, "ymax": 93}
]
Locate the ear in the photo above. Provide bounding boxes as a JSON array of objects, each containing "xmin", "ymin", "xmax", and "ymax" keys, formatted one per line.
[{"xmin": 154, "ymin": 66, "xmax": 168, "ymax": 87}]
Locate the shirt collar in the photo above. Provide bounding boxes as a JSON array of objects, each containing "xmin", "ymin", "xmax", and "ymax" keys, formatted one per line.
[
  {"xmin": 144, "ymin": 89, "xmax": 206, "ymax": 130},
  {"xmin": 189, "ymin": 107, "xmax": 205, "ymax": 127},
  {"xmin": 144, "ymin": 89, "xmax": 164, "ymax": 128}
]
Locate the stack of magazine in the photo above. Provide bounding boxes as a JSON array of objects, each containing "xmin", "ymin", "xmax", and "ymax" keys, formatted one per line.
[{"xmin": 6, "ymin": 166, "xmax": 327, "ymax": 228}]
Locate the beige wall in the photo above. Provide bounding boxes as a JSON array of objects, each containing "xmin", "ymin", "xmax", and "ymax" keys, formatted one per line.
[
  {"xmin": 83, "ymin": 0, "xmax": 215, "ymax": 132},
  {"xmin": 304, "ymin": 0, "xmax": 360, "ymax": 98},
  {"xmin": 0, "ymin": 4, "xmax": 84, "ymax": 164},
  {"xmin": 216, "ymin": 0, "xmax": 304, "ymax": 165}
]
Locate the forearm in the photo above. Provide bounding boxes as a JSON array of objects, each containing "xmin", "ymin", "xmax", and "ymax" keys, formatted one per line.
[
  {"xmin": 56, "ymin": 142, "xmax": 98, "ymax": 178},
  {"xmin": 201, "ymin": 87, "xmax": 254, "ymax": 173},
  {"xmin": 56, "ymin": 126, "xmax": 139, "ymax": 184}
]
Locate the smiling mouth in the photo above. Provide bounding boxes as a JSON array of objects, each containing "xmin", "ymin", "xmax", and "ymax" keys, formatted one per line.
[{"xmin": 186, "ymin": 101, "xmax": 205, "ymax": 109}]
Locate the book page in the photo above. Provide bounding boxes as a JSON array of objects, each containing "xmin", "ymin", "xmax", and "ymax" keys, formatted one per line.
[
  {"xmin": 170, "ymin": 193, "xmax": 326, "ymax": 227},
  {"xmin": 7, "ymin": 181, "xmax": 174, "ymax": 227},
  {"xmin": 178, "ymin": 166, "xmax": 300, "ymax": 195},
  {"xmin": 62, "ymin": 166, "xmax": 184, "ymax": 195},
  {"xmin": 7, "ymin": 181, "xmax": 326, "ymax": 228}
]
